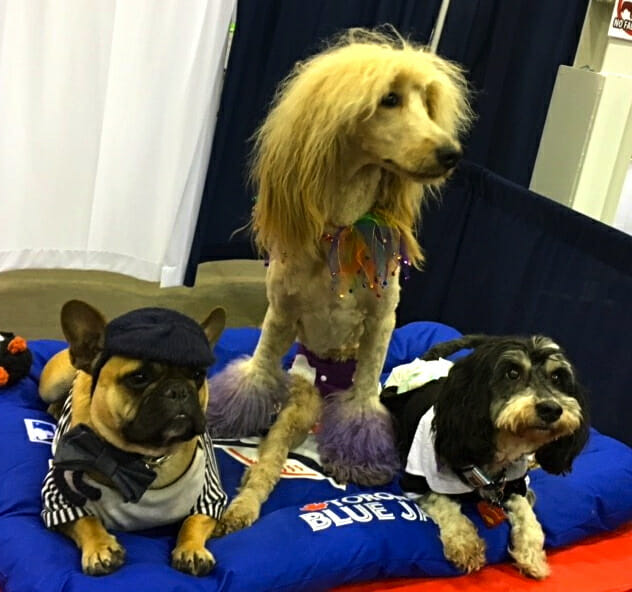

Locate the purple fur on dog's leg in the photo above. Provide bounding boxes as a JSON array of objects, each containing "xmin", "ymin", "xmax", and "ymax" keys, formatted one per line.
[
  {"xmin": 207, "ymin": 357, "xmax": 289, "ymax": 438},
  {"xmin": 317, "ymin": 392, "xmax": 400, "ymax": 486}
]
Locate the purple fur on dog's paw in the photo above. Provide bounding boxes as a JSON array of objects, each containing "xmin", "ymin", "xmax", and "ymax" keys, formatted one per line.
[
  {"xmin": 317, "ymin": 394, "xmax": 400, "ymax": 486},
  {"xmin": 207, "ymin": 357, "xmax": 289, "ymax": 438}
]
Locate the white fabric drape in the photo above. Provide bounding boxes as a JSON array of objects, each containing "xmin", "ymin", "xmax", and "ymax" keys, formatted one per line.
[{"xmin": 0, "ymin": 0, "xmax": 235, "ymax": 286}]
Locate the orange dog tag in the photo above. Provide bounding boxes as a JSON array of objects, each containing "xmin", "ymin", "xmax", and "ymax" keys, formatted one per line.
[{"xmin": 477, "ymin": 500, "xmax": 507, "ymax": 528}]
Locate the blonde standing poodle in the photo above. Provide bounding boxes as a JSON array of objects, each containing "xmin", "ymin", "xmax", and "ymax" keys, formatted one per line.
[{"xmin": 208, "ymin": 28, "xmax": 472, "ymax": 533}]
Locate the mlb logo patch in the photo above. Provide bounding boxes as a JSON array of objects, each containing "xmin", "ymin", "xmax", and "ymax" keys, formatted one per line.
[{"xmin": 24, "ymin": 419, "xmax": 56, "ymax": 444}]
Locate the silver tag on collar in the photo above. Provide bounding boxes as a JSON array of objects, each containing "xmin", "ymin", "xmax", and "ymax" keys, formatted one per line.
[
  {"xmin": 461, "ymin": 465, "xmax": 494, "ymax": 489},
  {"xmin": 461, "ymin": 465, "xmax": 508, "ymax": 506},
  {"xmin": 144, "ymin": 454, "xmax": 171, "ymax": 469}
]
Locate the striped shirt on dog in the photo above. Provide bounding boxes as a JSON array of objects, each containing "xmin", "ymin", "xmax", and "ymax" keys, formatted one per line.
[{"xmin": 41, "ymin": 395, "xmax": 227, "ymax": 531}]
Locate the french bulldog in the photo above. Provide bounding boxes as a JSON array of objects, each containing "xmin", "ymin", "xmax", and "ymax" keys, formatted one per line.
[{"xmin": 39, "ymin": 300, "xmax": 227, "ymax": 576}]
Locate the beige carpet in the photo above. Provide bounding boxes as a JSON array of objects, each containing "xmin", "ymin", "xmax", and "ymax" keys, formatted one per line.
[{"xmin": 0, "ymin": 260, "xmax": 267, "ymax": 340}]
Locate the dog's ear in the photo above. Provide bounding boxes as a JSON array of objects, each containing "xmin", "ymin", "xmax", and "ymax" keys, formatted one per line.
[
  {"xmin": 432, "ymin": 347, "xmax": 497, "ymax": 468},
  {"xmin": 60, "ymin": 300, "xmax": 107, "ymax": 373},
  {"xmin": 535, "ymin": 422, "xmax": 589, "ymax": 474},
  {"xmin": 200, "ymin": 307, "xmax": 226, "ymax": 348},
  {"xmin": 536, "ymin": 384, "xmax": 590, "ymax": 475}
]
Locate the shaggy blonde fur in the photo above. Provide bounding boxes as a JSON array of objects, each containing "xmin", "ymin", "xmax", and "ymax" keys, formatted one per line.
[
  {"xmin": 217, "ymin": 376, "xmax": 322, "ymax": 535},
  {"xmin": 251, "ymin": 28, "xmax": 471, "ymax": 264},
  {"xmin": 420, "ymin": 493, "xmax": 487, "ymax": 573},
  {"xmin": 211, "ymin": 28, "xmax": 471, "ymax": 535},
  {"xmin": 505, "ymin": 493, "xmax": 550, "ymax": 579},
  {"xmin": 420, "ymin": 491, "xmax": 550, "ymax": 579}
]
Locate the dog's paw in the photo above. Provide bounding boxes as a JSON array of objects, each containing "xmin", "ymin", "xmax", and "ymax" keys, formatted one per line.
[
  {"xmin": 317, "ymin": 392, "xmax": 399, "ymax": 486},
  {"xmin": 214, "ymin": 495, "xmax": 261, "ymax": 536},
  {"xmin": 171, "ymin": 543, "xmax": 216, "ymax": 576},
  {"xmin": 504, "ymin": 493, "xmax": 549, "ymax": 579},
  {"xmin": 207, "ymin": 357, "xmax": 288, "ymax": 438},
  {"xmin": 442, "ymin": 525, "xmax": 487, "ymax": 573},
  {"xmin": 510, "ymin": 546, "xmax": 551, "ymax": 579},
  {"xmin": 81, "ymin": 534, "xmax": 126, "ymax": 576},
  {"xmin": 444, "ymin": 538, "xmax": 487, "ymax": 573}
]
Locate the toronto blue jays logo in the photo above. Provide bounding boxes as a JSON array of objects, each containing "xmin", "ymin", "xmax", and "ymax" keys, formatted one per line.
[{"xmin": 298, "ymin": 492, "xmax": 429, "ymax": 532}]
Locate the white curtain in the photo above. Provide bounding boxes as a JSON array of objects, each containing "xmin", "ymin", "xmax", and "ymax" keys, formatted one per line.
[{"xmin": 0, "ymin": 0, "xmax": 235, "ymax": 286}]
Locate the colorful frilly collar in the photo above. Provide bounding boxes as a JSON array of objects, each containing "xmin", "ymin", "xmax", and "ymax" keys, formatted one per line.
[{"xmin": 323, "ymin": 213, "xmax": 411, "ymax": 298}]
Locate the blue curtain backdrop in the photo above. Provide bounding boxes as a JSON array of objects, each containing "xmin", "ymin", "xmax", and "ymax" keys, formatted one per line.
[
  {"xmin": 438, "ymin": 0, "xmax": 589, "ymax": 187},
  {"xmin": 185, "ymin": 0, "xmax": 588, "ymax": 284}
]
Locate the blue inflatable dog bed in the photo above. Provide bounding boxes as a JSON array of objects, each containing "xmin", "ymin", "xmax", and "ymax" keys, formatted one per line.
[{"xmin": 1, "ymin": 322, "xmax": 631, "ymax": 591}]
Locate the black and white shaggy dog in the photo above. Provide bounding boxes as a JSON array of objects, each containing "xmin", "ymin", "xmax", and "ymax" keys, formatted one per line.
[{"xmin": 381, "ymin": 334, "xmax": 589, "ymax": 579}]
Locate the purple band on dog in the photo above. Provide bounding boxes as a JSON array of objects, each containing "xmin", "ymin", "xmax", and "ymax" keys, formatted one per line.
[{"xmin": 295, "ymin": 344, "xmax": 356, "ymax": 397}]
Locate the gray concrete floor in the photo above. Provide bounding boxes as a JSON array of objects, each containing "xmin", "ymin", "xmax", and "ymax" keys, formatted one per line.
[{"xmin": 0, "ymin": 260, "xmax": 267, "ymax": 340}]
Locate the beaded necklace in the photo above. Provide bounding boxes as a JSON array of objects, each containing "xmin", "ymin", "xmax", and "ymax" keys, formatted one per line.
[{"xmin": 322, "ymin": 213, "xmax": 411, "ymax": 298}]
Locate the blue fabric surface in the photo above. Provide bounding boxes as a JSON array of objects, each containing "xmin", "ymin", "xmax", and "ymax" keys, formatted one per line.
[{"xmin": 1, "ymin": 325, "xmax": 631, "ymax": 592}]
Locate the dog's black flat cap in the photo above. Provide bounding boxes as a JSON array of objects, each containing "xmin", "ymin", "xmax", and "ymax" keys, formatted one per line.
[{"xmin": 97, "ymin": 308, "xmax": 214, "ymax": 376}]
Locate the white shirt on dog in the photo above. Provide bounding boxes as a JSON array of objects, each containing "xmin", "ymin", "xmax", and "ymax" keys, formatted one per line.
[
  {"xmin": 81, "ymin": 443, "xmax": 207, "ymax": 531},
  {"xmin": 405, "ymin": 406, "xmax": 529, "ymax": 496}
]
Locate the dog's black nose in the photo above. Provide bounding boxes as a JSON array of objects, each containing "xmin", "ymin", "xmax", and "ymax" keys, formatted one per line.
[
  {"xmin": 436, "ymin": 145, "xmax": 462, "ymax": 169},
  {"xmin": 163, "ymin": 382, "xmax": 192, "ymax": 401},
  {"xmin": 536, "ymin": 401, "xmax": 563, "ymax": 423}
]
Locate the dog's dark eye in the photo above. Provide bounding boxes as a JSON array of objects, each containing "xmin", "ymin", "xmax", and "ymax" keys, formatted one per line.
[
  {"xmin": 550, "ymin": 370, "xmax": 565, "ymax": 385},
  {"xmin": 380, "ymin": 92, "xmax": 401, "ymax": 108},
  {"xmin": 191, "ymin": 368, "xmax": 206, "ymax": 385},
  {"xmin": 124, "ymin": 371, "xmax": 151, "ymax": 390},
  {"xmin": 506, "ymin": 366, "xmax": 521, "ymax": 380}
]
